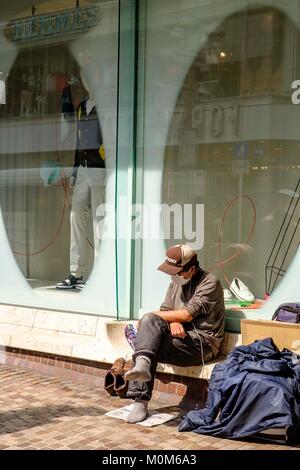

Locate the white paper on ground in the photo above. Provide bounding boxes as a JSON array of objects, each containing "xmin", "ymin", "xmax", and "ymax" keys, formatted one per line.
[{"xmin": 105, "ymin": 404, "xmax": 177, "ymax": 427}]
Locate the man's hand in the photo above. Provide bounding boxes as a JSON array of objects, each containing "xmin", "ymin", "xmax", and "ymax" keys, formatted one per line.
[{"xmin": 170, "ymin": 322, "xmax": 186, "ymax": 338}]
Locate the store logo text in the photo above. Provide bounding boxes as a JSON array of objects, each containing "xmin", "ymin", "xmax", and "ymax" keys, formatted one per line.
[{"xmin": 8, "ymin": 6, "xmax": 99, "ymax": 42}]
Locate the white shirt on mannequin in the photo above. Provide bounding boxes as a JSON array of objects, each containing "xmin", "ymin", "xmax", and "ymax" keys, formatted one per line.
[
  {"xmin": 0, "ymin": 80, "xmax": 6, "ymax": 105},
  {"xmin": 86, "ymin": 97, "xmax": 95, "ymax": 115}
]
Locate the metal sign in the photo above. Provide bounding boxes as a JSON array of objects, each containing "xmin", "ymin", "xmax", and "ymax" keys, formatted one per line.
[
  {"xmin": 6, "ymin": 6, "xmax": 99, "ymax": 42},
  {"xmin": 232, "ymin": 159, "xmax": 250, "ymax": 176},
  {"xmin": 234, "ymin": 142, "xmax": 249, "ymax": 159}
]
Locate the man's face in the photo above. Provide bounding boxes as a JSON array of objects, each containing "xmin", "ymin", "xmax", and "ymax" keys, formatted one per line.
[{"xmin": 178, "ymin": 265, "xmax": 196, "ymax": 280}]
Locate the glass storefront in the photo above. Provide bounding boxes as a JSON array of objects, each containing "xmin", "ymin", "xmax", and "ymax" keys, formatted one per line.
[
  {"xmin": 0, "ymin": 0, "xmax": 300, "ymax": 323},
  {"xmin": 134, "ymin": 0, "xmax": 300, "ymax": 318},
  {"xmin": 0, "ymin": 0, "xmax": 120, "ymax": 315}
]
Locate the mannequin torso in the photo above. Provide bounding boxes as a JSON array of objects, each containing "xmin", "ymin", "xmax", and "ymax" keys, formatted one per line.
[
  {"xmin": 0, "ymin": 80, "xmax": 5, "ymax": 105},
  {"xmin": 86, "ymin": 96, "xmax": 95, "ymax": 115}
]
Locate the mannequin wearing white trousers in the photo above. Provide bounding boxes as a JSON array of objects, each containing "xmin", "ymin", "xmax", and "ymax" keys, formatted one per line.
[
  {"xmin": 69, "ymin": 95, "xmax": 106, "ymax": 279},
  {"xmin": 56, "ymin": 76, "xmax": 106, "ymax": 289},
  {"xmin": 70, "ymin": 165, "xmax": 105, "ymax": 278}
]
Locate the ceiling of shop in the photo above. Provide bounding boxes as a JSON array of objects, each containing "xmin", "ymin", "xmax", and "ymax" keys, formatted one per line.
[{"xmin": 1, "ymin": 1, "xmax": 48, "ymax": 21}]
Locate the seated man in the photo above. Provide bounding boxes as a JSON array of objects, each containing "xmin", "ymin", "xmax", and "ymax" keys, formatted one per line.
[{"xmin": 125, "ymin": 244, "xmax": 225, "ymax": 424}]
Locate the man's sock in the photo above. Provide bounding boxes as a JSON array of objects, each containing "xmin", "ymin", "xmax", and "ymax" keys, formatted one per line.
[
  {"xmin": 124, "ymin": 355, "xmax": 152, "ymax": 382},
  {"xmin": 126, "ymin": 399, "xmax": 149, "ymax": 424}
]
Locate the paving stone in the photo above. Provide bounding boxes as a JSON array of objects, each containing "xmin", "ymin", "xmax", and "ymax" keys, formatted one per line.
[{"xmin": 0, "ymin": 364, "xmax": 299, "ymax": 451}]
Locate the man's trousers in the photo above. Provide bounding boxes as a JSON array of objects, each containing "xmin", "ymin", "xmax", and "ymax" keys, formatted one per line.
[{"xmin": 127, "ymin": 312, "xmax": 214, "ymax": 401}]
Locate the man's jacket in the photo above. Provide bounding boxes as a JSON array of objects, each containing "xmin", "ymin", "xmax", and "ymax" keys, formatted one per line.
[
  {"xmin": 179, "ymin": 338, "xmax": 300, "ymax": 442},
  {"xmin": 73, "ymin": 99, "xmax": 105, "ymax": 173}
]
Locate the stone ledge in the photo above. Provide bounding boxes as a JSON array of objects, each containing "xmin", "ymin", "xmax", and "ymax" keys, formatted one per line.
[
  {"xmin": 33, "ymin": 310, "xmax": 98, "ymax": 336},
  {"xmin": 0, "ymin": 305, "xmax": 241, "ymax": 381},
  {"xmin": 105, "ymin": 320, "xmax": 241, "ymax": 379},
  {"xmin": 157, "ymin": 359, "xmax": 222, "ymax": 381},
  {"xmin": 0, "ymin": 325, "xmax": 33, "ymax": 346},
  {"xmin": 8, "ymin": 329, "xmax": 91, "ymax": 356},
  {"xmin": 0, "ymin": 306, "xmax": 36, "ymax": 327}
]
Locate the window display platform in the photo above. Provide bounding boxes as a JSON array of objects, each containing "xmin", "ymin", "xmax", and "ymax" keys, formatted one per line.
[
  {"xmin": 225, "ymin": 301, "xmax": 266, "ymax": 333},
  {"xmin": 28, "ymin": 279, "xmax": 82, "ymax": 299}
]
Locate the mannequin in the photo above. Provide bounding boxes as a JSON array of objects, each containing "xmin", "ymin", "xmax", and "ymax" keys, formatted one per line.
[
  {"xmin": 82, "ymin": 73, "xmax": 95, "ymax": 113},
  {"xmin": 0, "ymin": 77, "xmax": 6, "ymax": 105},
  {"xmin": 86, "ymin": 96, "xmax": 95, "ymax": 115},
  {"xmin": 68, "ymin": 73, "xmax": 100, "ymax": 187},
  {"xmin": 56, "ymin": 72, "xmax": 106, "ymax": 289}
]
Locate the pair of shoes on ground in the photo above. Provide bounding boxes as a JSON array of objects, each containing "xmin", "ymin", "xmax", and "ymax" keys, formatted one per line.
[
  {"xmin": 224, "ymin": 277, "xmax": 255, "ymax": 302},
  {"xmin": 56, "ymin": 273, "xmax": 85, "ymax": 290},
  {"xmin": 104, "ymin": 357, "xmax": 134, "ymax": 398}
]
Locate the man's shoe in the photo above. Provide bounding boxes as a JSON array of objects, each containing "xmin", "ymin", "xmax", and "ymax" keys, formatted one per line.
[
  {"xmin": 124, "ymin": 324, "xmax": 137, "ymax": 350},
  {"xmin": 229, "ymin": 277, "xmax": 254, "ymax": 302},
  {"xmin": 114, "ymin": 359, "xmax": 135, "ymax": 398},
  {"xmin": 56, "ymin": 274, "xmax": 84, "ymax": 290},
  {"xmin": 104, "ymin": 358, "xmax": 126, "ymax": 396}
]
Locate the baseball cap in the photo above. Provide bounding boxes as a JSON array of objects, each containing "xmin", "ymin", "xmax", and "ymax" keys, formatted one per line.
[{"xmin": 157, "ymin": 245, "xmax": 198, "ymax": 275}]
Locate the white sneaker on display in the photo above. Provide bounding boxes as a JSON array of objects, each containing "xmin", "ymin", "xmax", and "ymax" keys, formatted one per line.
[
  {"xmin": 223, "ymin": 288, "xmax": 234, "ymax": 301},
  {"xmin": 229, "ymin": 278, "xmax": 255, "ymax": 302}
]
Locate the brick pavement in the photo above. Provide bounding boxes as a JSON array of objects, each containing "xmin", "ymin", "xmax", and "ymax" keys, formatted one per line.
[{"xmin": 0, "ymin": 364, "xmax": 299, "ymax": 450}]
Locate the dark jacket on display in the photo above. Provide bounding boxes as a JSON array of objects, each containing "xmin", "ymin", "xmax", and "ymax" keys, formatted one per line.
[
  {"xmin": 73, "ymin": 99, "xmax": 105, "ymax": 174},
  {"xmin": 179, "ymin": 338, "xmax": 300, "ymax": 443}
]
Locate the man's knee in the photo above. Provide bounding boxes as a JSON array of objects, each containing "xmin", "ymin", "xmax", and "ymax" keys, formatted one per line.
[{"xmin": 139, "ymin": 312, "xmax": 164, "ymax": 326}]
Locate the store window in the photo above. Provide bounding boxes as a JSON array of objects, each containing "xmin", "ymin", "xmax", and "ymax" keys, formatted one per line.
[
  {"xmin": 135, "ymin": 0, "xmax": 300, "ymax": 316},
  {"xmin": 0, "ymin": 0, "xmax": 119, "ymax": 315}
]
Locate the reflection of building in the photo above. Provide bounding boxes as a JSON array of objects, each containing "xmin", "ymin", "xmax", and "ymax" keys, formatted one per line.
[
  {"xmin": 161, "ymin": 5, "xmax": 300, "ymax": 308},
  {"xmin": 0, "ymin": 0, "xmax": 300, "ymax": 339}
]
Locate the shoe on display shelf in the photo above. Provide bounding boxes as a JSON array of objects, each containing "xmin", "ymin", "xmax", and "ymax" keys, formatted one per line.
[{"xmin": 229, "ymin": 277, "xmax": 255, "ymax": 302}]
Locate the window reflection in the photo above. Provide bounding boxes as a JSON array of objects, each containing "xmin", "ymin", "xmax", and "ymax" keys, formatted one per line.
[{"xmin": 161, "ymin": 6, "xmax": 299, "ymax": 300}]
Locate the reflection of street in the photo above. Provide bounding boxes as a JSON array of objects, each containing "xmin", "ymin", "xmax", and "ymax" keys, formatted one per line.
[
  {"xmin": 0, "ymin": 107, "xmax": 116, "ymax": 154},
  {"xmin": 159, "ymin": 5, "xmax": 300, "ymax": 302}
]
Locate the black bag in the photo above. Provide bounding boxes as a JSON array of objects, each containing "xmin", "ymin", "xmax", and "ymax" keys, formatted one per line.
[{"xmin": 272, "ymin": 303, "xmax": 300, "ymax": 324}]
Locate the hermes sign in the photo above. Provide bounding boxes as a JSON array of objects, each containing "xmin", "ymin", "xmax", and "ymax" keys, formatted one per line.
[{"xmin": 6, "ymin": 6, "xmax": 99, "ymax": 42}]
